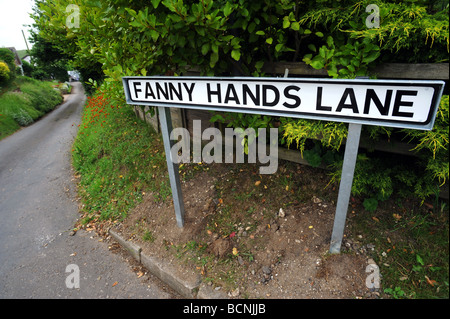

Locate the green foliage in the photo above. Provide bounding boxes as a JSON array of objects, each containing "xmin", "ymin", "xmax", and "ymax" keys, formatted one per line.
[
  {"xmin": 31, "ymin": 0, "xmax": 449, "ymax": 202},
  {"xmin": 281, "ymin": 117, "xmax": 348, "ymax": 154},
  {"xmin": 363, "ymin": 197, "xmax": 379, "ymax": 212},
  {"xmin": 72, "ymin": 83, "xmax": 170, "ymax": 221},
  {"xmin": 211, "ymin": 112, "xmax": 274, "ymax": 154},
  {"xmin": 302, "ymin": 141, "xmax": 342, "ymax": 168},
  {"xmin": 0, "ymin": 62, "xmax": 11, "ymax": 86},
  {"xmin": 303, "ymin": 35, "xmax": 381, "ymax": 78},
  {"xmin": 0, "ymin": 76, "xmax": 62, "ymax": 139},
  {"xmin": 0, "ymin": 49, "xmax": 16, "ymax": 86},
  {"xmin": 28, "ymin": 31, "xmax": 70, "ymax": 82},
  {"xmin": 33, "ymin": 0, "xmax": 447, "ymax": 82},
  {"xmin": 403, "ymin": 95, "xmax": 449, "ymax": 187},
  {"xmin": 19, "ymin": 78, "xmax": 63, "ymax": 112}
]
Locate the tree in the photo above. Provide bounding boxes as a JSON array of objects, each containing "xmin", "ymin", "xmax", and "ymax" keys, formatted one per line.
[{"xmin": 28, "ymin": 31, "xmax": 69, "ymax": 82}]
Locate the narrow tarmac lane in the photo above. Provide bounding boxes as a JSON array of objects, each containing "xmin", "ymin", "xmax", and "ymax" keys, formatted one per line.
[{"xmin": 0, "ymin": 83, "xmax": 175, "ymax": 298}]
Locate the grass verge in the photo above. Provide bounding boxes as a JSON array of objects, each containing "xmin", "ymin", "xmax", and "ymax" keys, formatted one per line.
[
  {"xmin": 0, "ymin": 76, "xmax": 63, "ymax": 140},
  {"xmin": 71, "ymin": 89, "xmax": 170, "ymax": 226}
]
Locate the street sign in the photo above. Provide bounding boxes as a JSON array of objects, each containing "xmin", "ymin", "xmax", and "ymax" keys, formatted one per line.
[
  {"xmin": 122, "ymin": 75, "xmax": 445, "ymax": 253},
  {"xmin": 123, "ymin": 76, "xmax": 445, "ymax": 130}
]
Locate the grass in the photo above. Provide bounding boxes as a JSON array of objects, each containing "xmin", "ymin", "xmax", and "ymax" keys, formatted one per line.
[
  {"xmin": 71, "ymin": 89, "xmax": 170, "ymax": 224},
  {"xmin": 348, "ymin": 195, "xmax": 449, "ymax": 299},
  {"xmin": 0, "ymin": 76, "xmax": 63, "ymax": 140}
]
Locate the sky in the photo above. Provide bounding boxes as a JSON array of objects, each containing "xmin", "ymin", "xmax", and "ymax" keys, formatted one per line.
[{"xmin": 0, "ymin": 0, "xmax": 35, "ymax": 51}]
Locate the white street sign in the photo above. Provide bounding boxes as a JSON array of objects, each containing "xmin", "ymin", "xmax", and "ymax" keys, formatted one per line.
[{"xmin": 123, "ymin": 76, "xmax": 445, "ymax": 130}]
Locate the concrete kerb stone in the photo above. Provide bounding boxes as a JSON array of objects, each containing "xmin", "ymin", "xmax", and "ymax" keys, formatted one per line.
[
  {"xmin": 109, "ymin": 228, "xmax": 220, "ymax": 299},
  {"xmin": 109, "ymin": 229, "xmax": 141, "ymax": 263}
]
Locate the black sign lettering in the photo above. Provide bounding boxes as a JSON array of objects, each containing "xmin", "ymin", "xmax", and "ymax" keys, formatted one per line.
[
  {"xmin": 169, "ymin": 82, "xmax": 183, "ymax": 101},
  {"xmin": 283, "ymin": 85, "xmax": 301, "ymax": 109},
  {"xmin": 155, "ymin": 82, "xmax": 169, "ymax": 100},
  {"xmin": 316, "ymin": 87, "xmax": 332, "ymax": 112},
  {"xmin": 224, "ymin": 84, "xmax": 240, "ymax": 104},
  {"xmin": 392, "ymin": 90, "xmax": 417, "ymax": 118},
  {"xmin": 364, "ymin": 89, "xmax": 392, "ymax": 115},
  {"xmin": 133, "ymin": 82, "xmax": 142, "ymax": 99},
  {"xmin": 262, "ymin": 85, "xmax": 280, "ymax": 107},
  {"xmin": 336, "ymin": 88, "xmax": 359, "ymax": 114},
  {"xmin": 183, "ymin": 83, "xmax": 195, "ymax": 102},
  {"xmin": 145, "ymin": 82, "xmax": 155, "ymax": 99},
  {"xmin": 242, "ymin": 84, "xmax": 260, "ymax": 106},
  {"xmin": 207, "ymin": 83, "xmax": 221, "ymax": 103}
]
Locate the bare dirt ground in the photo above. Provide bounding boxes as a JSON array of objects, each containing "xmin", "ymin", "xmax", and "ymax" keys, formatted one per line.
[{"xmin": 113, "ymin": 160, "xmax": 380, "ymax": 299}]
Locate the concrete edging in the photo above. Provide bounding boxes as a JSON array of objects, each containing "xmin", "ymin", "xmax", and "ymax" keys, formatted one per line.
[{"xmin": 108, "ymin": 229, "xmax": 227, "ymax": 299}]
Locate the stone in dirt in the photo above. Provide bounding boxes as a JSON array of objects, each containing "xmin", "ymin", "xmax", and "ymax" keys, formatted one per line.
[{"xmin": 209, "ymin": 238, "xmax": 231, "ymax": 258}]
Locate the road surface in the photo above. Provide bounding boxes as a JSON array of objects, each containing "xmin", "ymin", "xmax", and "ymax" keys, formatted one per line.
[{"xmin": 0, "ymin": 82, "xmax": 176, "ymax": 298}]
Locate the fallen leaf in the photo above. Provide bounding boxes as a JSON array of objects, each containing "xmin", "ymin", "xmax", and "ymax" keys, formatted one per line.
[
  {"xmin": 372, "ymin": 216, "xmax": 380, "ymax": 222},
  {"xmin": 229, "ymin": 231, "xmax": 236, "ymax": 239},
  {"xmin": 425, "ymin": 276, "xmax": 436, "ymax": 287},
  {"xmin": 255, "ymin": 180, "xmax": 261, "ymax": 186},
  {"xmin": 308, "ymin": 225, "xmax": 313, "ymax": 229},
  {"xmin": 137, "ymin": 271, "xmax": 144, "ymax": 278},
  {"xmin": 393, "ymin": 213, "xmax": 402, "ymax": 220},
  {"xmin": 112, "ymin": 281, "xmax": 118, "ymax": 287},
  {"xmin": 232, "ymin": 247, "xmax": 238, "ymax": 255}
]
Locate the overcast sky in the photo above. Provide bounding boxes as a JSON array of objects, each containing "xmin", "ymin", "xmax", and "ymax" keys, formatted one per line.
[{"xmin": 0, "ymin": 0, "xmax": 35, "ymax": 50}]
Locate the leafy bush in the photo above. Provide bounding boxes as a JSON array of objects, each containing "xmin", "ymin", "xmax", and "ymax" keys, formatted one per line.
[
  {"xmin": 19, "ymin": 78, "xmax": 63, "ymax": 112},
  {"xmin": 0, "ymin": 49, "xmax": 16, "ymax": 85},
  {"xmin": 0, "ymin": 77, "xmax": 63, "ymax": 139},
  {"xmin": 0, "ymin": 61, "xmax": 11, "ymax": 86},
  {"xmin": 31, "ymin": 0, "xmax": 449, "ymax": 202}
]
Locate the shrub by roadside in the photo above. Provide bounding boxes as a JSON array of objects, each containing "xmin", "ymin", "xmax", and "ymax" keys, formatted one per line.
[{"xmin": 0, "ymin": 76, "xmax": 63, "ymax": 140}]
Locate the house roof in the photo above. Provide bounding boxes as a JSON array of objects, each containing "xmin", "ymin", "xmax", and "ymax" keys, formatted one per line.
[{"xmin": 6, "ymin": 47, "xmax": 23, "ymax": 66}]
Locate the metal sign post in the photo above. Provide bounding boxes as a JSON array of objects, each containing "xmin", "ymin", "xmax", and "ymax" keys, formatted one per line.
[
  {"xmin": 158, "ymin": 106, "xmax": 185, "ymax": 227},
  {"xmin": 123, "ymin": 76, "xmax": 445, "ymax": 252},
  {"xmin": 329, "ymin": 123, "xmax": 362, "ymax": 253}
]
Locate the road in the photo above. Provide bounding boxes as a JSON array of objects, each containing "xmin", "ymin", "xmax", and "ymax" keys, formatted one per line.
[{"xmin": 0, "ymin": 82, "xmax": 175, "ymax": 298}]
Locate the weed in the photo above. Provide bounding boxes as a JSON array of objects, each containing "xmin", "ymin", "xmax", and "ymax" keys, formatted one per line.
[
  {"xmin": 384, "ymin": 287, "xmax": 406, "ymax": 299},
  {"xmin": 142, "ymin": 230, "xmax": 155, "ymax": 243}
]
